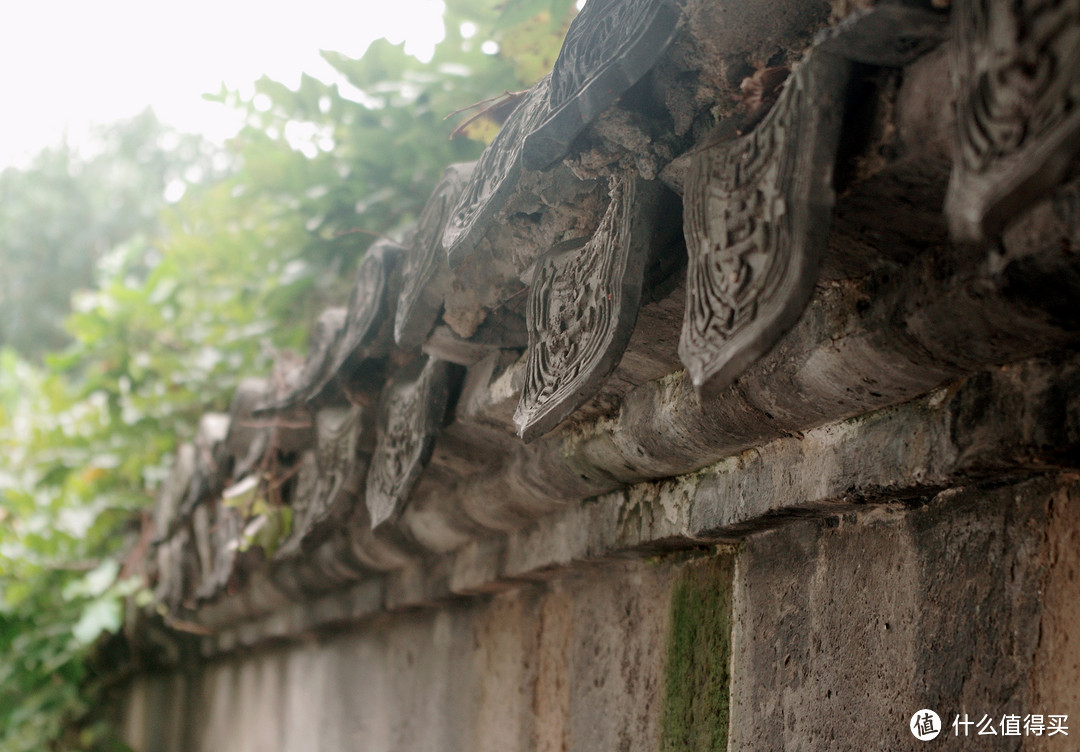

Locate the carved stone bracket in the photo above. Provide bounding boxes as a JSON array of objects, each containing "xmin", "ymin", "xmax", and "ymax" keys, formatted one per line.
[
  {"xmin": 442, "ymin": 78, "xmax": 552, "ymax": 266},
  {"xmin": 514, "ymin": 176, "xmax": 666, "ymax": 441},
  {"xmin": 395, "ymin": 163, "xmax": 475, "ymax": 347},
  {"xmin": 945, "ymin": 0, "xmax": 1080, "ymax": 242},
  {"xmin": 309, "ymin": 239, "xmax": 404, "ymax": 402},
  {"xmin": 814, "ymin": 4, "xmax": 948, "ymax": 67},
  {"xmin": 522, "ymin": 0, "xmax": 682, "ymax": 172},
  {"xmin": 365, "ymin": 356, "xmax": 454, "ymax": 528},
  {"xmin": 679, "ymin": 50, "xmax": 851, "ymax": 399}
]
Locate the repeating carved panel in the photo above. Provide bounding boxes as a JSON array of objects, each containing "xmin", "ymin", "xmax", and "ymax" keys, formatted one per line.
[
  {"xmin": 679, "ymin": 50, "xmax": 850, "ymax": 399},
  {"xmin": 309, "ymin": 239, "xmax": 404, "ymax": 402},
  {"xmin": 395, "ymin": 163, "xmax": 475, "ymax": 347},
  {"xmin": 195, "ymin": 503, "xmax": 242, "ymax": 601},
  {"xmin": 514, "ymin": 176, "xmax": 664, "ymax": 441},
  {"xmin": 365, "ymin": 356, "xmax": 454, "ymax": 528},
  {"xmin": 286, "ymin": 405, "xmax": 369, "ymax": 552},
  {"xmin": 265, "ymin": 307, "xmax": 347, "ymax": 410},
  {"xmin": 153, "ymin": 442, "xmax": 195, "ymax": 542},
  {"xmin": 945, "ymin": 0, "xmax": 1080, "ymax": 242},
  {"xmin": 442, "ymin": 78, "xmax": 552, "ymax": 266},
  {"xmin": 814, "ymin": 4, "xmax": 948, "ymax": 67},
  {"xmin": 522, "ymin": 0, "xmax": 681, "ymax": 172}
]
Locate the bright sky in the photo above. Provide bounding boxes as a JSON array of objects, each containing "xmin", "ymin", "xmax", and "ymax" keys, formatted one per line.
[{"xmin": 0, "ymin": 0, "xmax": 448, "ymax": 168}]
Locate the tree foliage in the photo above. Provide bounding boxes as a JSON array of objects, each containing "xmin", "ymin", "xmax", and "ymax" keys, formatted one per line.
[{"xmin": 0, "ymin": 2, "xmax": 574, "ymax": 750}]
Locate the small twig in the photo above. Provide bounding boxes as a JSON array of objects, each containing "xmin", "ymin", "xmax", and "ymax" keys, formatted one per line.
[
  {"xmin": 163, "ymin": 616, "xmax": 213, "ymax": 636},
  {"xmin": 236, "ymin": 417, "xmax": 313, "ymax": 430},
  {"xmin": 443, "ymin": 89, "xmax": 526, "ymax": 120},
  {"xmin": 332, "ymin": 228, "xmax": 398, "ymax": 244},
  {"xmin": 446, "ymin": 89, "xmax": 527, "ymax": 140}
]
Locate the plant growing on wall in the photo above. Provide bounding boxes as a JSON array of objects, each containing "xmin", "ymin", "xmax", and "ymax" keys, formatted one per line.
[{"xmin": 0, "ymin": 2, "xmax": 574, "ymax": 750}]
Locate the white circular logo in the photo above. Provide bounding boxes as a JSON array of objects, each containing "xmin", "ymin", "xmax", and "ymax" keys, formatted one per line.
[{"xmin": 910, "ymin": 709, "xmax": 942, "ymax": 741}]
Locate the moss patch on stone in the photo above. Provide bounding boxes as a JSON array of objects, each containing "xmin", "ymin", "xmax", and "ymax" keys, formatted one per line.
[{"xmin": 660, "ymin": 555, "xmax": 733, "ymax": 752}]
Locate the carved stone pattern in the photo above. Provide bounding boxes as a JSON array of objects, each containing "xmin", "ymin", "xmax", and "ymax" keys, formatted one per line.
[
  {"xmin": 270, "ymin": 307, "xmax": 346, "ymax": 408},
  {"xmin": 442, "ymin": 78, "xmax": 552, "ymax": 266},
  {"xmin": 523, "ymin": 0, "xmax": 680, "ymax": 171},
  {"xmin": 946, "ymin": 0, "xmax": 1080, "ymax": 241},
  {"xmin": 303, "ymin": 406, "xmax": 366, "ymax": 543},
  {"xmin": 365, "ymin": 357, "xmax": 451, "ymax": 528},
  {"xmin": 311, "ymin": 240, "xmax": 404, "ymax": 400},
  {"xmin": 515, "ymin": 177, "xmax": 656, "ymax": 441},
  {"xmin": 197, "ymin": 505, "xmax": 241, "ymax": 600},
  {"xmin": 679, "ymin": 51, "xmax": 850, "ymax": 399},
  {"xmin": 395, "ymin": 163, "xmax": 474, "ymax": 346}
]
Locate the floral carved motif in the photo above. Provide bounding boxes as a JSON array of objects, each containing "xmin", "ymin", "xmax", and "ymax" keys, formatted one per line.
[
  {"xmin": 515, "ymin": 176, "xmax": 665, "ymax": 441},
  {"xmin": 365, "ymin": 356, "xmax": 453, "ymax": 528}
]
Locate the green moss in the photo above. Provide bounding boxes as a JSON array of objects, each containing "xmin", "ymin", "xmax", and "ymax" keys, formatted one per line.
[{"xmin": 660, "ymin": 555, "xmax": 734, "ymax": 752}]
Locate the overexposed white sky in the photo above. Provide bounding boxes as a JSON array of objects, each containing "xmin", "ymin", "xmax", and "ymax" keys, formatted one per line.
[{"xmin": 0, "ymin": 0, "xmax": 447, "ymax": 167}]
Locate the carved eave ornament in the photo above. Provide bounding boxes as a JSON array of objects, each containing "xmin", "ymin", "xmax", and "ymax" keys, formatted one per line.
[
  {"xmin": 291, "ymin": 405, "xmax": 369, "ymax": 551},
  {"xmin": 522, "ymin": 0, "xmax": 683, "ymax": 172},
  {"xmin": 308, "ymin": 238, "xmax": 404, "ymax": 402},
  {"xmin": 442, "ymin": 78, "xmax": 553, "ymax": 267},
  {"xmin": 395, "ymin": 163, "xmax": 475, "ymax": 347},
  {"xmin": 514, "ymin": 175, "xmax": 666, "ymax": 441},
  {"xmin": 365, "ymin": 356, "xmax": 454, "ymax": 529},
  {"xmin": 678, "ymin": 50, "xmax": 851, "ymax": 399},
  {"xmin": 261, "ymin": 307, "xmax": 347, "ymax": 411},
  {"xmin": 945, "ymin": 0, "xmax": 1080, "ymax": 243}
]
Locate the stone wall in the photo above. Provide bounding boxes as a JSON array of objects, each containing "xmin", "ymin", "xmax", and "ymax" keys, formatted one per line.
[
  {"xmin": 122, "ymin": 476, "xmax": 1080, "ymax": 750},
  {"xmin": 118, "ymin": 0, "xmax": 1080, "ymax": 748}
]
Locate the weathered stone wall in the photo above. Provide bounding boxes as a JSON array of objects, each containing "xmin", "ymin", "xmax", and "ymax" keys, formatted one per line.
[
  {"xmin": 122, "ymin": 475, "xmax": 1080, "ymax": 751},
  {"xmin": 118, "ymin": 0, "xmax": 1080, "ymax": 748}
]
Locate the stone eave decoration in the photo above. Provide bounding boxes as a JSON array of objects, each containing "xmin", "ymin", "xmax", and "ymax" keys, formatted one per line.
[
  {"xmin": 290, "ymin": 404, "xmax": 369, "ymax": 551},
  {"xmin": 309, "ymin": 238, "xmax": 405, "ymax": 401},
  {"xmin": 224, "ymin": 378, "xmax": 271, "ymax": 480},
  {"xmin": 813, "ymin": 3, "xmax": 948, "ymax": 67},
  {"xmin": 944, "ymin": 0, "xmax": 1080, "ymax": 243},
  {"xmin": 263, "ymin": 307, "xmax": 347, "ymax": 410},
  {"xmin": 514, "ymin": 175, "xmax": 664, "ymax": 442},
  {"xmin": 195, "ymin": 502, "xmax": 242, "ymax": 601},
  {"xmin": 442, "ymin": 77, "xmax": 552, "ymax": 267},
  {"xmin": 153, "ymin": 442, "xmax": 196, "ymax": 543},
  {"xmin": 679, "ymin": 50, "xmax": 851, "ymax": 400},
  {"xmin": 176, "ymin": 412, "xmax": 231, "ymax": 521},
  {"xmin": 365, "ymin": 356, "xmax": 453, "ymax": 529},
  {"xmin": 522, "ymin": 0, "xmax": 683, "ymax": 172},
  {"xmin": 395, "ymin": 162, "xmax": 476, "ymax": 347}
]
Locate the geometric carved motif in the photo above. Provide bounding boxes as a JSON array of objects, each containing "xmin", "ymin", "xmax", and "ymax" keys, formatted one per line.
[
  {"xmin": 365, "ymin": 356, "xmax": 453, "ymax": 529},
  {"xmin": 945, "ymin": 0, "xmax": 1080, "ymax": 242},
  {"xmin": 442, "ymin": 77, "xmax": 552, "ymax": 267},
  {"xmin": 395, "ymin": 162, "xmax": 475, "ymax": 347},
  {"xmin": 679, "ymin": 50, "xmax": 851, "ymax": 399},
  {"xmin": 514, "ymin": 176, "xmax": 664, "ymax": 441},
  {"xmin": 522, "ymin": 0, "xmax": 682, "ymax": 172}
]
